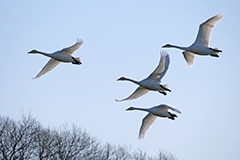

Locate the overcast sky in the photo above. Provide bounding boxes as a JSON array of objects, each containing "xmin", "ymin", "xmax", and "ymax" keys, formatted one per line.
[{"xmin": 1, "ymin": 1, "xmax": 240, "ymax": 160}]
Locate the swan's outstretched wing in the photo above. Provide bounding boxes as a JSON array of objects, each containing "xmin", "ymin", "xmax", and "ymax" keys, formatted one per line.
[
  {"xmin": 138, "ymin": 113, "xmax": 158, "ymax": 139},
  {"xmin": 147, "ymin": 51, "xmax": 170, "ymax": 82},
  {"xmin": 33, "ymin": 59, "xmax": 61, "ymax": 79},
  {"xmin": 157, "ymin": 104, "xmax": 181, "ymax": 114},
  {"xmin": 116, "ymin": 87, "xmax": 149, "ymax": 102},
  {"xmin": 60, "ymin": 39, "xmax": 83, "ymax": 55},
  {"xmin": 194, "ymin": 14, "xmax": 223, "ymax": 47},
  {"xmin": 182, "ymin": 51, "xmax": 195, "ymax": 67}
]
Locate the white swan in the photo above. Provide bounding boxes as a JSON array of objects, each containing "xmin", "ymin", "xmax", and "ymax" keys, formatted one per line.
[
  {"xmin": 28, "ymin": 39, "xmax": 83, "ymax": 79},
  {"xmin": 126, "ymin": 104, "xmax": 181, "ymax": 139},
  {"xmin": 116, "ymin": 51, "xmax": 170, "ymax": 102},
  {"xmin": 162, "ymin": 13, "xmax": 223, "ymax": 67}
]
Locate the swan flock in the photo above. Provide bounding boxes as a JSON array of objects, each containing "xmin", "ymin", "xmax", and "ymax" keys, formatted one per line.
[{"xmin": 28, "ymin": 13, "xmax": 223, "ymax": 139}]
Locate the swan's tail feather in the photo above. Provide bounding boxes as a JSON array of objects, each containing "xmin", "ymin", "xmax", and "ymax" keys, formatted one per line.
[{"xmin": 75, "ymin": 57, "xmax": 81, "ymax": 62}]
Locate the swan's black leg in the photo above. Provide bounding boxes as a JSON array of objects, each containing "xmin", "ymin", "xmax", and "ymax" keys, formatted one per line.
[
  {"xmin": 209, "ymin": 48, "xmax": 222, "ymax": 52},
  {"xmin": 158, "ymin": 90, "xmax": 167, "ymax": 96},
  {"xmin": 160, "ymin": 85, "xmax": 171, "ymax": 92},
  {"xmin": 168, "ymin": 112, "xmax": 177, "ymax": 118},
  {"xmin": 168, "ymin": 112, "xmax": 177, "ymax": 120},
  {"xmin": 168, "ymin": 116, "xmax": 175, "ymax": 120},
  {"xmin": 210, "ymin": 54, "xmax": 219, "ymax": 58}
]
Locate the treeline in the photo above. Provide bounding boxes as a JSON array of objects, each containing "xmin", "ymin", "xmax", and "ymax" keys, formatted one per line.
[{"xmin": 0, "ymin": 115, "xmax": 176, "ymax": 160}]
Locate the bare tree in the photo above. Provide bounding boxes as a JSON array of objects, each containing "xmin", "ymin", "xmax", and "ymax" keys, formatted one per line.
[
  {"xmin": 132, "ymin": 150, "xmax": 148, "ymax": 160},
  {"xmin": 157, "ymin": 150, "xmax": 177, "ymax": 160},
  {"xmin": 0, "ymin": 114, "xmax": 177, "ymax": 160},
  {"xmin": 53, "ymin": 125, "xmax": 101, "ymax": 160},
  {"xmin": 0, "ymin": 115, "xmax": 39, "ymax": 160},
  {"xmin": 33, "ymin": 128, "xmax": 58, "ymax": 160},
  {"xmin": 100, "ymin": 143, "xmax": 132, "ymax": 160}
]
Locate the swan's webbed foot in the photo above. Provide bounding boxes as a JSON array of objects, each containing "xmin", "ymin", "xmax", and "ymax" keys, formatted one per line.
[
  {"xmin": 72, "ymin": 61, "xmax": 82, "ymax": 65},
  {"xmin": 168, "ymin": 116, "xmax": 175, "ymax": 120},
  {"xmin": 72, "ymin": 57, "xmax": 82, "ymax": 65},
  {"xmin": 158, "ymin": 91, "xmax": 167, "ymax": 96}
]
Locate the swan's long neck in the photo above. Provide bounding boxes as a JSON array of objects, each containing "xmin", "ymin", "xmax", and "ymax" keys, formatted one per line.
[
  {"xmin": 130, "ymin": 107, "xmax": 149, "ymax": 112},
  {"xmin": 167, "ymin": 44, "xmax": 188, "ymax": 50},
  {"xmin": 34, "ymin": 51, "xmax": 52, "ymax": 58},
  {"xmin": 123, "ymin": 78, "xmax": 140, "ymax": 85}
]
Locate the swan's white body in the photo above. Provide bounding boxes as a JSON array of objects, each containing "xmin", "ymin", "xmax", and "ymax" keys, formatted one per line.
[
  {"xmin": 126, "ymin": 104, "xmax": 181, "ymax": 139},
  {"xmin": 116, "ymin": 51, "xmax": 170, "ymax": 102},
  {"xmin": 162, "ymin": 13, "xmax": 223, "ymax": 67},
  {"xmin": 28, "ymin": 39, "xmax": 83, "ymax": 79}
]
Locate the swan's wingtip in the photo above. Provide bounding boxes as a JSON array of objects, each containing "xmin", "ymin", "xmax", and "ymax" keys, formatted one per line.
[
  {"xmin": 166, "ymin": 104, "xmax": 182, "ymax": 114},
  {"xmin": 214, "ymin": 13, "xmax": 223, "ymax": 19},
  {"xmin": 160, "ymin": 50, "xmax": 169, "ymax": 56},
  {"xmin": 76, "ymin": 38, "xmax": 83, "ymax": 43},
  {"xmin": 138, "ymin": 135, "xmax": 144, "ymax": 140},
  {"xmin": 188, "ymin": 63, "xmax": 194, "ymax": 67},
  {"xmin": 218, "ymin": 13, "xmax": 224, "ymax": 17},
  {"xmin": 175, "ymin": 108, "xmax": 182, "ymax": 114},
  {"xmin": 186, "ymin": 61, "xmax": 194, "ymax": 67},
  {"xmin": 115, "ymin": 99, "xmax": 122, "ymax": 102}
]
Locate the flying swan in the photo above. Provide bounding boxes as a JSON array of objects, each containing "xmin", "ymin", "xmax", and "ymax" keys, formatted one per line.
[
  {"xmin": 116, "ymin": 50, "xmax": 171, "ymax": 102},
  {"xmin": 162, "ymin": 13, "xmax": 223, "ymax": 67},
  {"xmin": 28, "ymin": 39, "xmax": 83, "ymax": 79},
  {"xmin": 126, "ymin": 104, "xmax": 181, "ymax": 139}
]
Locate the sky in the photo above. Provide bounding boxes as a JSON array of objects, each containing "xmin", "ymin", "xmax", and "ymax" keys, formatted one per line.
[{"xmin": 1, "ymin": 0, "xmax": 240, "ymax": 160}]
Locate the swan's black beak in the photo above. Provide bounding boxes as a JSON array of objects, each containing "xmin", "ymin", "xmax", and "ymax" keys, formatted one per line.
[
  {"xmin": 126, "ymin": 107, "xmax": 133, "ymax": 111},
  {"xmin": 162, "ymin": 44, "xmax": 170, "ymax": 48},
  {"xmin": 117, "ymin": 77, "xmax": 123, "ymax": 81},
  {"xmin": 28, "ymin": 49, "xmax": 38, "ymax": 54}
]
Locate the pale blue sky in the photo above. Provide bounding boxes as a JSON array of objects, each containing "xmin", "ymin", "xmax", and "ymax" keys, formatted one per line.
[{"xmin": 1, "ymin": 0, "xmax": 240, "ymax": 160}]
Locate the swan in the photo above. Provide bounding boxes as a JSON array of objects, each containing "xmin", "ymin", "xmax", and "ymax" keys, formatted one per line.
[
  {"xmin": 126, "ymin": 104, "xmax": 181, "ymax": 139},
  {"xmin": 28, "ymin": 39, "xmax": 83, "ymax": 79},
  {"xmin": 116, "ymin": 50, "xmax": 171, "ymax": 102},
  {"xmin": 162, "ymin": 13, "xmax": 223, "ymax": 67}
]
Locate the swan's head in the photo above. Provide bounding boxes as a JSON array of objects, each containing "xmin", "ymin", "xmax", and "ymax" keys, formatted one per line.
[
  {"xmin": 162, "ymin": 44, "xmax": 172, "ymax": 48},
  {"xmin": 117, "ymin": 77, "xmax": 127, "ymax": 81},
  {"xmin": 28, "ymin": 50, "xmax": 39, "ymax": 54},
  {"xmin": 126, "ymin": 107, "xmax": 134, "ymax": 111}
]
